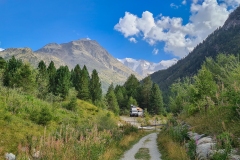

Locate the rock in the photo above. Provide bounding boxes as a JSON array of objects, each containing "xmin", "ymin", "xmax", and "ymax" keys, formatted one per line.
[
  {"xmin": 5, "ymin": 153, "xmax": 16, "ymax": 160},
  {"xmin": 197, "ymin": 137, "xmax": 213, "ymax": 145},
  {"xmin": 229, "ymin": 154, "xmax": 240, "ymax": 160},
  {"xmin": 196, "ymin": 143, "xmax": 216, "ymax": 160},
  {"xmin": 188, "ymin": 131, "xmax": 205, "ymax": 141}
]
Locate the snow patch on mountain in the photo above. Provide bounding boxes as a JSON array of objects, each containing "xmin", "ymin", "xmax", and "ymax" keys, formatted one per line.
[{"xmin": 118, "ymin": 58, "xmax": 178, "ymax": 77}]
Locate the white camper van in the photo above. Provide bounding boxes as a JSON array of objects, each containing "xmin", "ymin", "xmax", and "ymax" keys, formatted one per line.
[{"xmin": 130, "ymin": 105, "xmax": 143, "ymax": 117}]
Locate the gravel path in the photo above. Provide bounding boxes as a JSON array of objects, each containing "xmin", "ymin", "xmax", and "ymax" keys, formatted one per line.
[{"xmin": 121, "ymin": 132, "xmax": 162, "ymax": 160}]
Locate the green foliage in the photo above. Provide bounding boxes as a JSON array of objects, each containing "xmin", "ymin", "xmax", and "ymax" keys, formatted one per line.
[
  {"xmin": 47, "ymin": 61, "xmax": 56, "ymax": 93},
  {"xmin": 37, "ymin": 107, "xmax": 53, "ymax": 125},
  {"xmin": 71, "ymin": 64, "xmax": 81, "ymax": 91},
  {"xmin": 0, "ymin": 56, "xmax": 6, "ymax": 69},
  {"xmin": 78, "ymin": 65, "xmax": 90, "ymax": 101},
  {"xmin": 115, "ymin": 85, "xmax": 126, "ymax": 111},
  {"xmin": 140, "ymin": 76, "xmax": 152, "ymax": 111},
  {"xmin": 106, "ymin": 85, "xmax": 119, "ymax": 115},
  {"xmin": 54, "ymin": 66, "xmax": 71, "ymax": 99},
  {"xmin": 124, "ymin": 74, "xmax": 140, "ymax": 100},
  {"xmin": 187, "ymin": 139, "xmax": 196, "ymax": 160},
  {"xmin": 90, "ymin": 69, "xmax": 102, "ymax": 104},
  {"xmin": 36, "ymin": 60, "xmax": 48, "ymax": 99},
  {"xmin": 150, "ymin": 83, "xmax": 164, "ymax": 115},
  {"xmin": 127, "ymin": 96, "xmax": 138, "ymax": 107},
  {"xmin": 95, "ymin": 112, "xmax": 117, "ymax": 131},
  {"xmin": 3, "ymin": 56, "xmax": 23, "ymax": 87},
  {"xmin": 64, "ymin": 96, "xmax": 77, "ymax": 111}
]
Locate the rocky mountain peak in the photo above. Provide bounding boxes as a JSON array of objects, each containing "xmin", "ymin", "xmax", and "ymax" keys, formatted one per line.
[{"xmin": 223, "ymin": 5, "xmax": 240, "ymax": 30}]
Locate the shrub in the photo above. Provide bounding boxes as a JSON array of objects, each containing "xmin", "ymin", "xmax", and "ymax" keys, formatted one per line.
[
  {"xmin": 63, "ymin": 97, "xmax": 77, "ymax": 111},
  {"xmin": 38, "ymin": 107, "xmax": 52, "ymax": 126}
]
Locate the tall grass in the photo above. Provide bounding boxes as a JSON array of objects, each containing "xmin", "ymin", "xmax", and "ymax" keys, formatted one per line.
[
  {"xmin": 158, "ymin": 131, "xmax": 189, "ymax": 160},
  {"xmin": 17, "ymin": 125, "xmax": 112, "ymax": 160}
]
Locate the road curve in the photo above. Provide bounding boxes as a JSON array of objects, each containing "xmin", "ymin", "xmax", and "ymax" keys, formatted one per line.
[{"xmin": 120, "ymin": 132, "xmax": 162, "ymax": 160}]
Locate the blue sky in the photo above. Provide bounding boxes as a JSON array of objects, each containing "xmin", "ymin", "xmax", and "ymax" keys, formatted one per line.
[{"xmin": 0, "ymin": 0, "xmax": 239, "ymax": 63}]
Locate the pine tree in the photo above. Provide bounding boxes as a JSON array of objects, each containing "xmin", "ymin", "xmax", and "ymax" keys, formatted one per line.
[
  {"xmin": 115, "ymin": 85, "xmax": 126, "ymax": 110},
  {"xmin": 78, "ymin": 65, "xmax": 90, "ymax": 101},
  {"xmin": 47, "ymin": 61, "xmax": 56, "ymax": 93},
  {"xmin": 150, "ymin": 83, "xmax": 164, "ymax": 115},
  {"xmin": 71, "ymin": 64, "xmax": 81, "ymax": 91},
  {"xmin": 140, "ymin": 76, "xmax": 153, "ymax": 112},
  {"xmin": 3, "ymin": 56, "xmax": 23, "ymax": 87},
  {"xmin": 54, "ymin": 66, "xmax": 71, "ymax": 99},
  {"xmin": 106, "ymin": 84, "xmax": 119, "ymax": 115},
  {"xmin": 90, "ymin": 69, "xmax": 102, "ymax": 104},
  {"xmin": 36, "ymin": 60, "xmax": 48, "ymax": 99},
  {"xmin": 0, "ymin": 57, "xmax": 6, "ymax": 69},
  {"xmin": 17, "ymin": 64, "xmax": 36, "ymax": 93},
  {"xmin": 124, "ymin": 74, "xmax": 140, "ymax": 100}
]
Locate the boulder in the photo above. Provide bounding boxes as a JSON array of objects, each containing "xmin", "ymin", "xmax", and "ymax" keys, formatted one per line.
[
  {"xmin": 5, "ymin": 153, "xmax": 16, "ymax": 160},
  {"xmin": 196, "ymin": 143, "xmax": 216, "ymax": 160},
  {"xmin": 229, "ymin": 154, "xmax": 240, "ymax": 160},
  {"xmin": 197, "ymin": 137, "xmax": 213, "ymax": 145}
]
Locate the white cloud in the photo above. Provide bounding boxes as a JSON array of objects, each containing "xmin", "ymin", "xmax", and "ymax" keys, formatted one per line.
[
  {"xmin": 182, "ymin": 0, "xmax": 187, "ymax": 5},
  {"xmin": 129, "ymin": 37, "xmax": 137, "ymax": 43},
  {"xmin": 170, "ymin": 3, "xmax": 179, "ymax": 9},
  {"xmin": 152, "ymin": 48, "xmax": 159, "ymax": 55},
  {"xmin": 160, "ymin": 58, "xmax": 178, "ymax": 68},
  {"xmin": 0, "ymin": 48, "xmax": 4, "ymax": 51},
  {"xmin": 114, "ymin": 12, "xmax": 139, "ymax": 37},
  {"xmin": 114, "ymin": 0, "xmax": 239, "ymax": 58}
]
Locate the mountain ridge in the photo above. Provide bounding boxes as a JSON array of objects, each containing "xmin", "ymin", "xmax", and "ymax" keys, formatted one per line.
[
  {"xmin": 0, "ymin": 39, "xmax": 143, "ymax": 92},
  {"xmin": 150, "ymin": 5, "xmax": 240, "ymax": 94}
]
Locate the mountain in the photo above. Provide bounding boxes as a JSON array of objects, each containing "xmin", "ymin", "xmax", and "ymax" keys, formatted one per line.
[
  {"xmin": 0, "ymin": 39, "xmax": 142, "ymax": 92},
  {"xmin": 118, "ymin": 58, "xmax": 178, "ymax": 77},
  {"xmin": 150, "ymin": 5, "xmax": 240, "ymax": 94}
]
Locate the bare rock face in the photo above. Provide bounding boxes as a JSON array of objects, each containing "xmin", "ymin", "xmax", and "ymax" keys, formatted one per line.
[
  {"xmin": 223, "ymin": 6, "xmax": 240, "ymax": 30},
  {"xmin": 0, "ymin": 48, "xmax": 66, "ymax": 68}
]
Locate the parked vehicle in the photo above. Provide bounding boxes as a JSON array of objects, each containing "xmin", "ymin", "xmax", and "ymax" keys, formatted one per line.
[{"xmin": 130, "ymin": 105, "xmax": 143, "ymax": 117}]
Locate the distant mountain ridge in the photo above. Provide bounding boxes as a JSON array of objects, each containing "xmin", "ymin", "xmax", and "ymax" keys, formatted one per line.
[
  {"xmin": 150, "ymin": 5, "xmax": 240, "ymax": 93},
  {"xmin": 118, "ymin": 58, "xmax": 178, "ymax": 77},
  {"xmin": 0, "ymin": 39, "xmax": 143, "ymax": 92}
]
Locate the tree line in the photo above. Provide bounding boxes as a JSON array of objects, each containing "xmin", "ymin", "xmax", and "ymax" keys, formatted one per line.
[
  {"xmin": 106, "ymin": 74, "xmax": 165, "ymax": 115},
  {"xmin": 0, "ymin": 56, "xmax": 165, "ymax": 116},
  {"xmin": 0, "ymin": 56, "xmax": 102, "ymax": 105}
]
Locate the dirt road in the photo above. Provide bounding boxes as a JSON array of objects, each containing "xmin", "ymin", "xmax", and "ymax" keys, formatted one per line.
[{"xmin": 120, "ymin": 132, "xmax": 162, "ymax": 160}]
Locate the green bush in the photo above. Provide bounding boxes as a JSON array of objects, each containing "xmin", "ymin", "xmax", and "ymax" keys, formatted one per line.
[
  {"xmin": 63, "ymin": 97, "xmax": 77, "ymax": 111},
  {"xmin": 187, "ymin": 139, "xmax": 196, "ymax": 160},
  {"xmin": 38, "ymin": 107, "xmax": 52, "ymax": 125}
]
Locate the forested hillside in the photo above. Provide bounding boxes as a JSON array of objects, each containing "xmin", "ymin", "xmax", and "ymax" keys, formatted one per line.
[
  {"xmin": 158, "ymin": 54, "xmax": 240, "ymax": 159},
  {"xmin": 150, "ymin": 5, "xmax": 240, "ymax": 98}
]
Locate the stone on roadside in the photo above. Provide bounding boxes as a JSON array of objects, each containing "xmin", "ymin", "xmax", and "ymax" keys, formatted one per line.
[
  {"xmin": 5, "ymin": 153, "xmax": 16, "ymax": 160},
  {"xmin": 196, "ymin": 142, "xmax": 216, "ymax": 160}
]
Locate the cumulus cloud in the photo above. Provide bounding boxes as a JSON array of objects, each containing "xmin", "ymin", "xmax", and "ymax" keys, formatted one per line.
[
  {"xmin": 152, "ymin": 48, "xmax": 159, "ymax": 55},
  {"xmin": 170, "ymin": 3, "xmax": 180, "ymax": 9},
  {"xmin": 129, "ymin": 37, "xmax": 137, "ymax": 43},
  {"xmin": 160, "ymin": 58, "xmax": 178, "ymax": 68},
  {"xmin": 182, "ymin": 0, "xmax": 187, "ymax": 5},
  {"xmin": 114, "ymin": 0, "xmax": 239, "ymax": 58},
  {"xmin": 0, "ymin": 48, "xmax": 4, "ymax": 51}
]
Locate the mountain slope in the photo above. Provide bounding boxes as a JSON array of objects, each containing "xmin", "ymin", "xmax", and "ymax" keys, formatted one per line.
[
  {"xmin": 118, "ymin": 58, "xmax": 178, "ymax": 77},
  {"xmin": 0, "ymin": 39, "xmax": 142, "ymax": 92},
  {"xmin": 150, "ymin": 5, "xmax": 240, "ymax": 93}
]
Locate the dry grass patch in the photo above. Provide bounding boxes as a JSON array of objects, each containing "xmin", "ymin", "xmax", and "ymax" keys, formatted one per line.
[
  {"xmin": 134, "ymin": 148, "xmax": 150, "ymax": 160},
  {"xmin": 158, "ymin": 132, "xmax": 189, "ymax": 160}
]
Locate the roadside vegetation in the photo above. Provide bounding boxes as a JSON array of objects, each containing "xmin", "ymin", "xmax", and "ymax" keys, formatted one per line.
[
  {"xmin": 0, "ymin": 56, "xmax": 156, "ymax": 159},
  {"xmin": 158, "ymin": 54, "xmax": 240, "ymax": 159}
]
